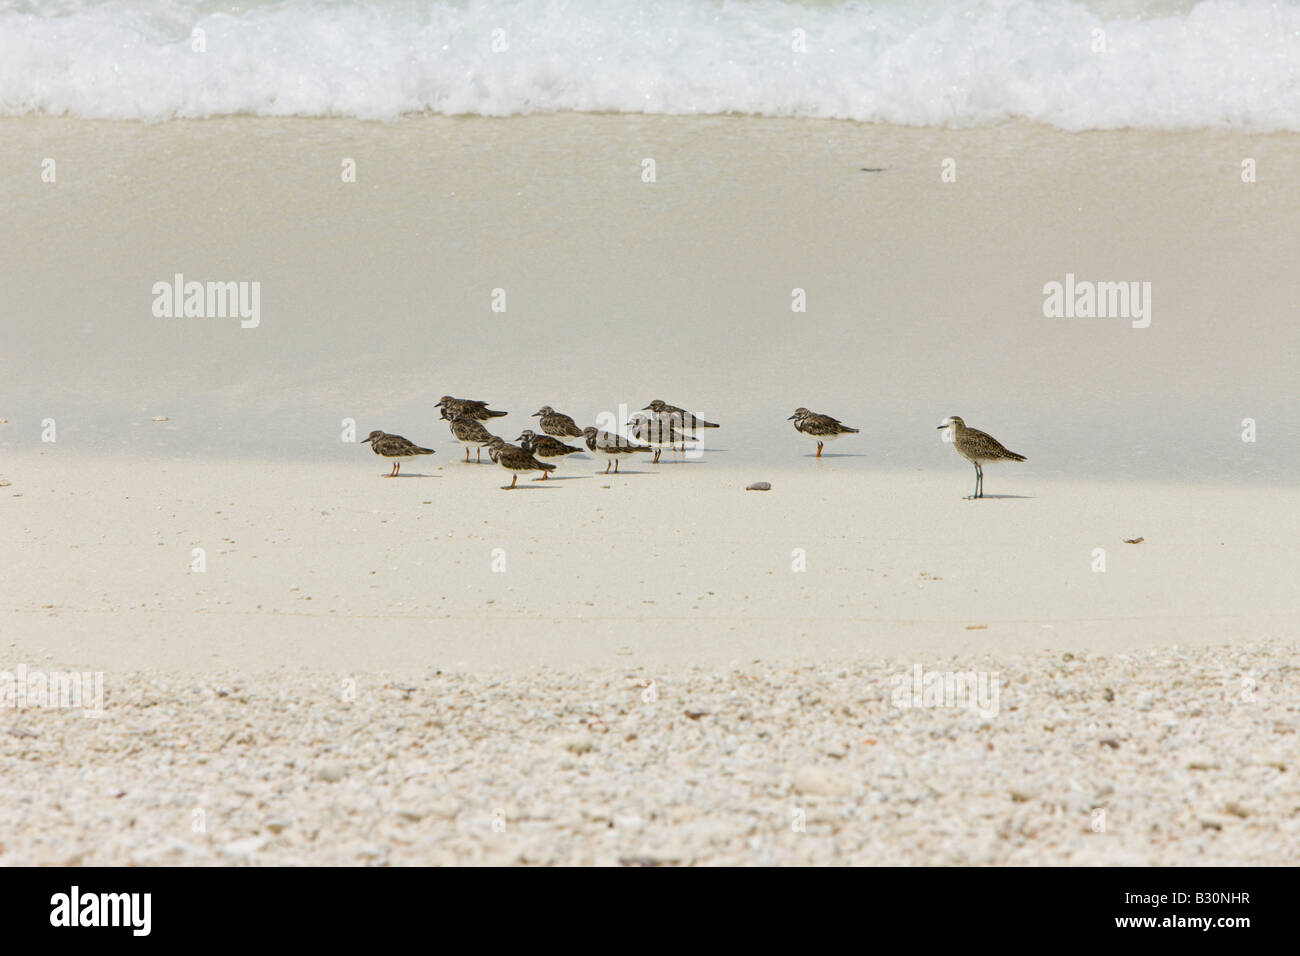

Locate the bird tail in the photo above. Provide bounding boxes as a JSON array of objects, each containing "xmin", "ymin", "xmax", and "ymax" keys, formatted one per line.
[
  {"xmin": 540, "ymin": 461, "xmax": 557, "ymax": 470},
  {"xmin": 843, "ymin": 426, "xmax": 860, "ymax": 434},
  {"xmin": 700, "ymin": 420, "xmax": 720, "ymax": 428},
  {"xmin": 1004, "ymin": 451, "xmax": 1026, "ymax": 462},
  {"xmin": 417, "ymin": 447, "xmax": 436, "ymax": 455},
  {"xmin": 485, "ymin": 409, "xmax": 508, "ymax": 418}
]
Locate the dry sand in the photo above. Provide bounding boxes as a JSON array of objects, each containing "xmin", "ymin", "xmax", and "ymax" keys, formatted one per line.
[
  {"xmin": 3, "ymin": 643, "xmax": 1296, "ymax": 866},
  {"xmin": 2, "ymin": 453, "xmax": 1297, "ymax": 865}
]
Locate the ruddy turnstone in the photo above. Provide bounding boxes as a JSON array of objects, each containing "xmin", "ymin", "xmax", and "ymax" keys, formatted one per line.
[
  {"xmin": 937, "ymin": 416, "xmax": 1026, "ymax": 499},
  {"xmin": 515, "ymin": 430, "xmax": 582, "ymax": 477},
  {"xmin": 444, "ymin": 413, "xmax": 496, "ymax": 463},
  {"xmin": 435, "ymin": 396, "xmax": 508, "ymax": 420},
  {"xmin": 482, "ymin": 435, "xmax": 517, "ymax": 463},
  {"xmin": 485, "ymin": 435, "xmax": 556, "ymax": 488},
  {"xmin": 581, "ymin": 426, "xmax": 652, "ymax": 474},
  {"xmin": 626, "ymin": 413, "xmax": 698, "ymax": 463},
  {"xmin": 788, "ymin": 408, "xmax": 859, "ymax": 458},
  {"xmin": 642, "ymin": 399, "xmax": 719, "ymax": 452},
  {"xmin": 361, "ymin": 430, "xmax": 436, "ymax": 477},
  {"xmin": 532, "ymin": 406, "xmax": 585, "ymax": 442}
]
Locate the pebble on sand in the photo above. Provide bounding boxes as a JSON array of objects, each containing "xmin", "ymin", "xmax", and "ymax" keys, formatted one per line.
[
  {"xmin": 792, "ymin": 766, "xmax": 849, "ymax": 797},
  {"xmin": 746, "ymin": 482, "xmax": 771, "ymax": 491}
]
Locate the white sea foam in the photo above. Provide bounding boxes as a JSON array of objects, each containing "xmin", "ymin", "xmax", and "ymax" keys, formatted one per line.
[{"xmin": 1, "ymin": 0, "xmax": 1298, "ymax": 129}]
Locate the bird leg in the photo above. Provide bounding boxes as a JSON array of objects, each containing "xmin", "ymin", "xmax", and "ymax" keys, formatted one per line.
[
  {"xmin": 653, "ymin": 449, "xmax": 661, "ymax": 464},
  {"xmin": 464, "ymin": 447, "xmax": 470, "ymax": 462},
  {"xmin": 535, "ymin": 471, "xmax": 548, "ymax": 481},
  {"xmin": 816, "ymin": 442, "xmax": 824, "ymax": 458},
  {"xmin": 503, "ymin": 474, "xmax": 517, "ymax": 490},
  {"xmin": 604, "ymin": 461, "xmax": 611, "ymax": 475},
  {"xmin": 615, "ymin": 460, "xmax": 620, "ymax": 474}
]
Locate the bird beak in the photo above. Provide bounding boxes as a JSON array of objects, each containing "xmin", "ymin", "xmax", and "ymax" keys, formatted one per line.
[
  {"xmin": 787, "ymin": 414, "xmax": 797, "ymax": 420},
  {"xmin": 936, "ymin": 424, "xmax": 945, "ymax": 429},
  {"xmin": 531, "ymin": 411, "xmax": 540, "ymax": 417},
  {"xmin": 641, "ymin": 404, "xmax": 652, "ymax": 411}
]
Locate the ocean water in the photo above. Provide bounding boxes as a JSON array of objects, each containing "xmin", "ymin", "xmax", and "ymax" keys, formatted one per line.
[{"xmin": 2, "ymin": 0, "xmax": 1299, "ymax": 129}]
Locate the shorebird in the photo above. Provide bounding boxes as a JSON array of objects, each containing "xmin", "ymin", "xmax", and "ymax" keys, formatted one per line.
[
  {"xmin": 626, "ymin": 413, "xmax": 698, "ymax": 463},
  {"xmin": 788, "ymin": 408, "xmax": 859, "ymax": 457},
  {"xmin": 361, "ymin": 430, "xmax": 435, "ymax": 477},
  {"xmin": 485, "ymin": 436, "xmax": 556, "ymax": 488},
  {"xmin": 516, "ymin": 429, "xmax": 582, "ymax": 478},
  {"xmin": 937, "ymin": 416, "xmax": 1026, "ymax": 499},
  {"xmin": 443, "ymin": 412, "xmax": 496, "ymax": 463},
  {"xmin": 581, "ymin": 426, "xmax": 652, "ymax": 474},
  {"xmin": 435, "ymin": 396, "xmax": 508, "ymax": 421},
  {"xmin": 642, "ymin": 399, "xmax": 719, "ymax": 450},
  {"xmin": 532, "ymin": 406, "xmax": 585, "ymax": 442}
]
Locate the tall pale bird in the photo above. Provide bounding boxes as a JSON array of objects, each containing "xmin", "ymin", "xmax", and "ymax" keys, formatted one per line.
[{"xmin": 937, "ymin": 416, "xmax": 1026, "ymax": 499}]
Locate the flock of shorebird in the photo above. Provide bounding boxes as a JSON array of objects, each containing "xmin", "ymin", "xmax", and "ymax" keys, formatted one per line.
[{"xmin": 362, "ymin": 397, "xmax": 1027, "ymax": 498}]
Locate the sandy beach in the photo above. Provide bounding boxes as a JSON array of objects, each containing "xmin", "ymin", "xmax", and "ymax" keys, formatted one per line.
[
  {"xmin": 3, "ymin": 644, "xmax": 1297, "ymax": 866},
  {"xmin": 3, "ymin": 107, "xmax": 1299, "ymax": 865}
]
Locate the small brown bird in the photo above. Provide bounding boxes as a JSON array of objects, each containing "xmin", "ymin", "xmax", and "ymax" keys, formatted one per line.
[
  {"xmin": 361, "ymin": 430, "xmax": 436, "ymax": 477},
  {"xmin": 443, "ymin": 411, "xmax": 496, "ymax": 463},
  {"xmin": 532, "ymin": 406, "xmax": 585, "ymax": 441},
  {"xmin": 484, "ymin": 436, "xmax": 556, "ymax": 488},
  {"xmin": 516, "ymin": 430, "xmax": 582, "ymax": 478},
  {"xmin": 626, "ymin": 413, "xmax": 698, "ymax": 463},
  {"xmin": 937, "ymin": 416, "xmax": 1026, "ymax": 499},
  {"xmin": 643, "ymin": 399, "xmax": 719, "ymax": 450},
  {"xmin": 581, "ymin": 426, "xmax": 652, "ymax": 474},
  {"xmin": 788, "ymin": 408, "xmax": 859, "ymax": 458},
  {"xmin": 435, "ymin": 396, "xmax": 508, "ymax": 420}
]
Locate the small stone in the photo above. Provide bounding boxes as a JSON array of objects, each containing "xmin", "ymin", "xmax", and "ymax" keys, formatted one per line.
[
  {"xmin": 151, "ymin": 416, "xmax": 169, "ymax": 422},
  {"xmin": 1251, "ymin": 751, "xmax": 1287, "ymax": 771},
  {"xmin": 746, "ymin": 482, "xmax": 771, "ymax": 491},
  {"xmin": 221, "ymin": 836, "xmax": 268, "ymax": 857},
  {"xmin": 792, "ymin": 766, "xmax": 849, "ymax": 797},
  {"xmin": 315, "ymin": 763, "xmax": 347, "ymax": 782},
  {"xmin": 560, "ymin": 734, "xmax": 593, "ymax": 754},
  {"xmin": 1197, "ymin": 813, "xmax": 1235, "ymax": 830}
]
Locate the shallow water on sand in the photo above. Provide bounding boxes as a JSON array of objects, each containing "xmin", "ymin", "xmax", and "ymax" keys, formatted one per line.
[{"xmin": 1, "ymin": 115, "xmax": 1296, "ymax": 483}]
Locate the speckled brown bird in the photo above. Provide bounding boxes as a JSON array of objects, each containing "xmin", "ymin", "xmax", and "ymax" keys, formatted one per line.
[
  {"xmin": 443, "ymin": 412, "xmax": 496, "ymax": 463},
  {"xmin": 361, "ymin": 430, "xmax": 436, "ymax": 477},
  {"xmin": 642, "ymin": 400, "xmax": 719, "ymax": 450},
  {"xmin": 937, "ymin": 416, "xmax": 1026, "ymax": 499},
  {"xmin": 516, "ymin": 430, "xmax": 582, "ymax": 475},
  {"xmin": 581, "ymin": 426, "xmax": 652, "ymax": 474},
  {"xmin": 485, "ymin": 435, "xmax": 557, "ymax": 488},
  {"xmin": 532, "ymin": 406, "xmax": 585, "ymax": 442},
  {"xmin": 626, "ymin": 413, "xmax": 698, "ymax": 463},
  {"xmin": 435, "ymin": 396, "xmax": 508, "ymax": 421},
  {"xmin": 788, "ymin": 408, "xmax": 859, "ymax": 458}
]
